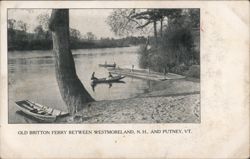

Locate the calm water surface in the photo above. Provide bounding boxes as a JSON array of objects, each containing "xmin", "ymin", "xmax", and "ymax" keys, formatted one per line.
[{"xmin": 8, "ymin": 46, "xmax": 154, "ymax": 123}]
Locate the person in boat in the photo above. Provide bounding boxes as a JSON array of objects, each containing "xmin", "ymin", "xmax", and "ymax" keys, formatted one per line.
[
  {"xmin": 108, "ymin": 72, "xmax": 113, "ymax": 78},
  {"xmin": 91, "ymin": 72, "xmax": 98, "ymax": 80}
]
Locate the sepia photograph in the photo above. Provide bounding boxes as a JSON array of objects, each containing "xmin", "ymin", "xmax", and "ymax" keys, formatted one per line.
[
  {"xmin": 8, "ymin": 8, "xmax": 200, "ymax": 124},
  {"xmin": 1, "ymin": 1, "xmax": 249, "ymax": 158}
]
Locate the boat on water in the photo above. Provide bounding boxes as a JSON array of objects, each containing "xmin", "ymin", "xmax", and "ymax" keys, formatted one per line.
[
  {"xmin": 15, "ymin": 100, "xmax": 69, "ymax": 122},
  {"xmin": 91, "ymin": 75, "xmax": 125, "ymax": 84},
  {"xmin": 99, "ymin": 63, "xmax": 116, "ymax": 68}
]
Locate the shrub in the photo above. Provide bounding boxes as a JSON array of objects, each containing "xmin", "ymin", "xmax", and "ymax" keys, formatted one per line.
[
  {"xmin": 138, "ymin": 19, "xmax": 199, "ymax": 77},
  {"xmin": 184, "ymin": 65, "xmax": 200, "ymax": 78},
  {"xmin": 138, "ymin": 45, "xmax": 150, "ymax": 68}
]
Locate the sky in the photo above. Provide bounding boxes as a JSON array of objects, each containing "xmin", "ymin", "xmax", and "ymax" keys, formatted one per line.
[{"xmin": 8, "ymin": 9, "xmax": 116, "ymax": 38}]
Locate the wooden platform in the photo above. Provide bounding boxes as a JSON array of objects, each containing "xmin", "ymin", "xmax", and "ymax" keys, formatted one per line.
[{"xmin": 108, "ymin": 68, "xmax": 185, "ymax": 81}]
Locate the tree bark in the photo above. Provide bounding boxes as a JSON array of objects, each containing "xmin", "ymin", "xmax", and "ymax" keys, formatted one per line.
[
  {"xmin": 145, "ymin": 36, "xmax": 150, "ymax": 51},
  {"xmin": 49, "ymin": 9, "xmax": 94, "ymax": 115},
  {"xmin": 160, "ymin": 18, "xmax": 163, "ymax": 38}
]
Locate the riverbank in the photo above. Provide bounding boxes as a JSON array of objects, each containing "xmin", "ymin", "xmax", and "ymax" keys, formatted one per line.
[
  {"xmin": 108, "ymin": 67, "xmax": 185, "ymax": 81},
  {"xmin": 59, "ymin": 78, "xmax": 200, "ymax": 123},
  {"xmin": 8, "ymin": 28, "xmax": 146, "ymax": 51},
  {"xmin": 8, "ymin": 41, "xmax": 130, "ymax": 51}
]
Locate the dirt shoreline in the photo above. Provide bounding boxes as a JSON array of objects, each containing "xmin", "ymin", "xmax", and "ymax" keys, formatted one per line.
[{"xmin": 59, "ymin": 78, "xmax": 200, "ymax": 123}]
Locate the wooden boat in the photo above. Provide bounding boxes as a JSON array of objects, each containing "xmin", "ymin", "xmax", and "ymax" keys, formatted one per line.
[
  {"xmin": 99, "ymin": 63, "xmax": 116, "ymax": 68},
  {"xmin": 15, "ymin": 100, "xmax": 69, "ymax": 122},
  {"xmin": 91, "ymin": 75, "xmax": 125, "ymax": 84}
]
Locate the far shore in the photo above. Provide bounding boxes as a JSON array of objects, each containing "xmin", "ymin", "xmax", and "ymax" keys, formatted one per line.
[{"xmin": 8, "ymin": 45, "xmax": 133, "ymax": 52}]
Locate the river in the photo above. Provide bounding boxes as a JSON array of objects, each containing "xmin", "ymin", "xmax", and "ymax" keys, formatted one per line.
[{"xmin": 8, "ymin": 46, "xmax": 155, "ymax": 123}]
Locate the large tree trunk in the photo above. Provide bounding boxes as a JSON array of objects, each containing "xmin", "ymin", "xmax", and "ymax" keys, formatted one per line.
[{"xmin": 49, "ymin": 9, "xmax": 94, "ymax": 115}]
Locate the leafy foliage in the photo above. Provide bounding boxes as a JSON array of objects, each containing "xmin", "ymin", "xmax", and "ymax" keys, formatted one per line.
[
  {"xmin": 135, "ymin": 9, "xmax": 200, "ymax": 76},
  {"xmin": 37, "ymin": 12, "xmax": 51, "ymax": 31},
  {"xmin": 107, "ymin": 9, "xmax": 142, "ymax": 36}
]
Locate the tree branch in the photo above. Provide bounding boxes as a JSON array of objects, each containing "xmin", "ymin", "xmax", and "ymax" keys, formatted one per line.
[
  {"xmin": 134, "ymin": 16, "xmax": 150, "ymax": 20},
  {"xmin": 120, "ymin": 13, "xmax": 143, "ymax": 29},
  {"xmin": 136, "ymin": 20, "xmax": 153, "ymax": 29},
  {"xmin": 131, "ymin": 10, "xmax": 154, "ymax": 18}
]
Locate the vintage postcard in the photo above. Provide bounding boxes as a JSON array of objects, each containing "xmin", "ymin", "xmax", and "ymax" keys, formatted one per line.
[
  {"xmin": 7, "ymin": 8, "xmax": 200, "ymax": 124},
  {"xmin": 0, "ymin": 1, "xmax": 249, "ymax": 158}
]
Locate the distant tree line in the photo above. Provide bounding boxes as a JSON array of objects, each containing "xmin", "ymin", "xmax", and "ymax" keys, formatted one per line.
[{"xmin": 7, "ymin": 17, "xmax": 147, "ymax": 51}]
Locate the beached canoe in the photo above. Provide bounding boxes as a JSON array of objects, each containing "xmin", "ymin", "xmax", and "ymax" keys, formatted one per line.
[
  {"xmin": 91, "ymin": 75, "xmax": 125, "ymax": 84},
  {"xmin": 98, "ymin": 63, "xmax": 116, "ymax": 68},
  {"xmin": 15, "ymin": 100, "xmax": 69, "ymax": 122}
]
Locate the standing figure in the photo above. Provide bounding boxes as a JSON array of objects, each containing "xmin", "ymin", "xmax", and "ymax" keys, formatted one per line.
[
  {"xmin": 108, "ymin": 72, "xmax": 113, "ymax": 78},
  {"xmin": 91, "ymin": 72, "xmax": 98, "ymax": 80}
]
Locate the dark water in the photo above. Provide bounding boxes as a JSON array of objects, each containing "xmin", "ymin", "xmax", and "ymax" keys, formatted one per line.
[{"xmin": 8, "ymin": 46, "xmax": 154, "ymax": 123}]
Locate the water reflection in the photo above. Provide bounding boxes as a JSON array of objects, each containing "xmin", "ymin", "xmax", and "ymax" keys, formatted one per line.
[
  {"xmin": 91, "ymin": 81, "xmax": 126, "ymax": 92},
  {"xmin": 8, "ymin": 46, "xmax": 154, "ymax": 123}
]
